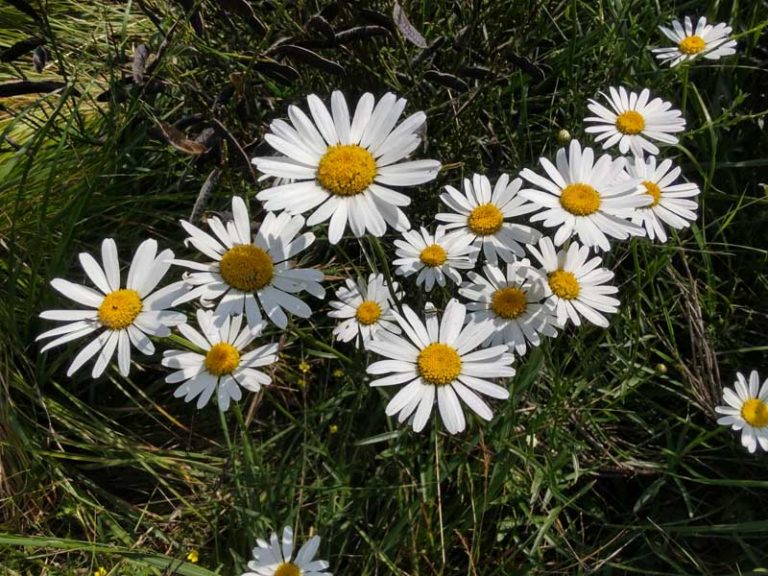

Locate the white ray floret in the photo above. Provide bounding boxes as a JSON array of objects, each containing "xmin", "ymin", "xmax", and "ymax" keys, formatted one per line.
[
  {"xmin": 173, "ymin": 195, "xmax": 324, "ymax": 330},
  {"xmin": 527, "ymin": 237, "xmax": 620, "ymax": 328},
  {"xmin": 367, "ymin": 299, "xmax": 515, "ymax": 434},
  {"xmin": 653, "ymin": 16, "xmax": 737, "ymax": 67},
  {"xmin": 392, "ymin": 226, "xmax": 478, "ymax": 292},
  {"xmin": 627, "ymin": 155, "xmax": 700, "ymax": 242},
  {"xmin": 328, "ymin": 273, "xmax": 402, "ymax": 348},
  {"xmin": 36, "ymin": 238, "xmax": 188, "ymax": 378},
  {"xmin": 519, "ymin": 139, "xmax": 648, "ymax": 251},
  {"xmin": 242, "ymin": 526, "xmax": 332, "ymax": 576},
  {"xmin": 252, "ymin": 90, "xmax": 441, "ymax": 244},
  {"xmin": 162, "ymin": 309, "xmax": 278, "ymax": 411},
  {"xmin": 715, "ymin": 371, "xmax": 768, "ymax": 454},
  {"xmin": 584, "ymin": 86, "xmax": 686, "ymax": 157},
  {"xmin": 459, "ymin": 260, "xmax": 558, "ymax": 357},
  {"xmin": 436, "ymin": 173, "xmax": 541, "ymax": 264}
]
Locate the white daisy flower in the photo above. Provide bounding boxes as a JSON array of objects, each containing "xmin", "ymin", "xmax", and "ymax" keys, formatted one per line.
[
  {"xmin": 527, "ymin": 237, "xmax": 619, "ymax": 328},
  {"xmin": 459, "ymin": 261, "xmax": 558, "ymax": 357},
  {"xmin": 584, "ymin": 86, "xmax": 686, "ymax": 157},
  {"xmin": 253, "ymin": 90, "xmax": 441, "ymax": 244},
  {"xmin": 173, "ymin": 196, "xmax": 324, "ymax": 330},
  {"xmin": 519, "ymin": 139, "xmax": 648, "ymax": 251},
  {"xmin": 36, "ymin": 238, "xmax": 187, "ymax": 378},
  {"xmin": 392, "ymin": 226, "xmax": 477, "ymax": 292},
  {"xmin": 367, "ymin": 299, "xmax": 515, "ymax": 434},
  {"xmin": 627, "ymin": 156, "xmax": 700, "ymax": 242},
  {"xmin": 243, "ymin": 526, "xmax": 331, "ymax": 576},
  {"xmin": 328, "ymin": 273, "xmax": 402, "ymax": 347},
  {"xmin": 162, "ymin": 309, "xmax": 278, "ymax": 411},
  {"xmin": 715, "ymin": 370, "xmax": 768, "ymax": 454},
  {"xmin": 436, "ymin": 173, "xmax": 541, "ymax": 264},
  {"xmin": 653, "ymin": 16, "xmax": 737, "ymax": 67}
]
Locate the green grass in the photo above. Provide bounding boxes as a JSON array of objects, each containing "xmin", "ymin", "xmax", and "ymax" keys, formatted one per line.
[{"xmin": 2, "ymin": 0, "xmax": 768, "ymax": 574}]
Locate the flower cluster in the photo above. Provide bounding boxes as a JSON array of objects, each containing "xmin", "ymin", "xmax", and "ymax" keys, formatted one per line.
[{"xmin": 34, "ymin": 13, "xmax": 754, "ymax": 575}]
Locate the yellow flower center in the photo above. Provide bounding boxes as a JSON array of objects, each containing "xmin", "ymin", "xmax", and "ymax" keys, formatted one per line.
[
  {"xmin": 548, "ymin": 269, "xmax": 580, "ymax": 300},
  {"xmin": 615, "ymin": 110, "xmax": 646, "ymax": 135},
  {"xmin": 417, "ymin": 343, "xmax": 462, "ymax": 386},
  {"xmin": 741, "ymin": 398, "xmax": 768, "ymax": 428},
  {"xmin": 491, "ymin": 287, "xmax": 528, "ymax": 320},
  {"xmin": 204, "ymin": 342, "xmax": 241, "ymax": 376},
  {"xmin": 642, "ymin": 180, "xmax": 662, "ymax": 207},
  {"xmin": 560, "ymin": 183, "xmax": 601, "ymax": 216},
  {"xmin": 219, "ymin": 244, "xmax": 274, "ymax": 292},
  {"xmin": 419, "ymin": 244, "xmax": 447, "ymax": 267},
  {"xmin": 355, "ymin": 300, "xmax": 382, "ymax": 326},
  {"xmin": 98, "ymin": 289, "xmax": 142, "ymax": 330},
  {"xmin": 679, "ymin": 35, "xmax": 706, "ymax": 55},
  {"xmin": 316, "ymin": 144, "xmax": 377, "ymax": 196},
  {"xmin": 467, "ymin": 203, "xmax": 504, "ymax": 236},
  {"xmin": 274, "ymin": 562, "xmax": 301, "ymax": 576}
]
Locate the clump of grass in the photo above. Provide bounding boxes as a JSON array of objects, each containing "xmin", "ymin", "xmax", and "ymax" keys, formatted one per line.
[{"xmin": 1, "ymin": 0, "xmax": 768, "ymax": 574}]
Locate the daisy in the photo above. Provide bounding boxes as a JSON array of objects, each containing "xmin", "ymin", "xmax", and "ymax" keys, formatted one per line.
[
  {"xmin": 253, "ymin": 90, "xmax": 441, "ymax": 244},
  {"xmin": 459, "ymin": 261, "xmax": 558, "ymax": 356},
  {"xmin": 715, "ymin": 370, "xmax": 768, "ymax": 454},
  {"xmin": 519, "ymin": 139, "xmax": 648, "ymax": 251},
  {"xmin": 527, "ymin": 236, "xmax": 619, "ymax": 328},
  {"xmin": 162, "ymin": 309, "xmax": 278, "ymax": 411},
  {"xmin": 243, "ymin": 526, "xmax": 331, "ymax": 576},
  {"xmin": 367, "ymin": 299, "xmax": 515, "ymax": 434},
  {"xmin": 36, "ymin": 238, "xmax": 187, "ymax": 378},
  {"xmin": 392, "ymin": 226, "xmax": 477, "ymax": 292},
  {"xmin": 328, "ymin": 273, "xmax": 402, "ymax": 347},
  {"xmin": 173, "ymin": 196, "xmax": 325, "ymax": 330},
  {"xmin": 435, "ymin": 173, "xmax": 541, "ymax": 264},
  {"xmin": 627, "ymin": 155, "xmax": 701, "ymax": 242},
  {"xmin": 653, "ymin": 16, "xmax": 737, "ymax": 67},
  {"xmin": 584, "ymin": 86, "xmax": 687, "ymax": 157}
]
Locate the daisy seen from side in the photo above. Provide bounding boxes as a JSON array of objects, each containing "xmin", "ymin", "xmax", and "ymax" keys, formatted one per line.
[
  {"xmin": 527, "ymin": 236, "xmax": 620, "ymax": 328},
  {"xmin": 436, "ymin": 173, "xmax": 541, "ymax": 264},
  {"xmin": 519, "ymin": 139, "xmax": 648, "ymax": 251},
  {"xmin": 627, "ymin": 155, "xmax": 701, "ymax": 242},
  {"xmin": 36, "ymin": 238, "xmax": 187, "ymax": 378},
  {"xmin": 162, "ymin": 309, "xmax": 278, "ymax": 411},
  {"xmin": 328, "ymin": 273, "xmax": 402, "ymax": 348},
  {"xmin": 173, "ymin": 196, "xmax": 324, "ymax": 330},
  {"xmin": 367, "ymin": 299, "xmax": 515, "ymax": 434},
  {"xmin": 584, "ymin": 86, "xmax": 686, "ymax": 157},
  {"xmin": 253, "ymin": 90, "xmax": 441, "ymax": 244},
  {"xmin": 715, "ymin": 370, "xmax": 768, "ymax": 454},
  {"xmin": 392, "ymin": 226, "xmax": 477, "ymax": 292},
  {"xmin": 459, "ymin": 260, "xmax": 558, "ymax": 357},
  {"xmin": 653, "ymin": 16, "xmax": 737, "ymax": 67},
  {"xmin": 242, "ymin": 526, "xmax": 331, "ymax": 576}
]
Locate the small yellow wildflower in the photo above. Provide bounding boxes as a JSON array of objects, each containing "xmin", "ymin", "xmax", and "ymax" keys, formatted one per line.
[
  {"xmin": 329, "ymin": 424, "xmax": 339, "ymax": 434},
  {"xmin": 186, "ymin": 549, "xmax": 199, "ymax": 563},
  {"xmin": 332, "ymin": 368, "xmax": 344, "ymax": 379},
  {"xmin": 299, "ymin": 360, "xmax": 311, "ymax": 374},
  {"xmin": 94, "ymin": 568, "xmax": 108, "ymax": 576}
]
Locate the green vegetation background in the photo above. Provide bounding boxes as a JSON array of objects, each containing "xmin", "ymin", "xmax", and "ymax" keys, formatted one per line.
[{"xmin": 1, "ymin": 0, "xmax": 767, "ymax": 574}]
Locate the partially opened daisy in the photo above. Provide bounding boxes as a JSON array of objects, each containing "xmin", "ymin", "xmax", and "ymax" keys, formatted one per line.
[
  {"xmin": 436, "ymin": 173, "xmax": 541, "ymax": 264},
  {"xmin": 528, "ymin": 237, "xmax": 619, "ymax": 328},
  {"xmin": 519, "ymin": 139, "xmax": 647, "ymax": 251},
  {"xmin": 242, "ymin": 526, "xmax": 331, "ymax": 576},
  {"xmin": 653, "ymin": 16, "xmax": 737, "ymax": 67},
  {"xmin": 367, "ymin": 299, "xmax": 515, "ymax": 434},
  {"xmin": 162, "ymin": 309, "xmax": 278, "ymax": 411},
  {"xmin": 173, "ymin": 196, "xmax": 324, "ymax": 330},
  {"xmin": 328, "ymin": 273, "xmax": 401, "ymax": 347},
  {"xmin": 253, "ymin": 90, "xmax": 441, "ymax": 244},
  {"xmin": 715, "ymin": 371, "xmax": 768, "ymax": 454},
  {"xmin": 584, "ymin": 86, "xmax": 686, "ymax": 157},
  {"xmin": 36, "ymin": 238, "xmax": 187, "ymax": 378},
  {"xmin": 627, "ymin": 156, "xmax": 700, "ymax": 242},
  {"xmin": 459, "ymin": 261, "xmax": 558, "ymax": 357},
  {"xmin": 392, "ymin": 226, "xmax": 477, "ymax": 292}
]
